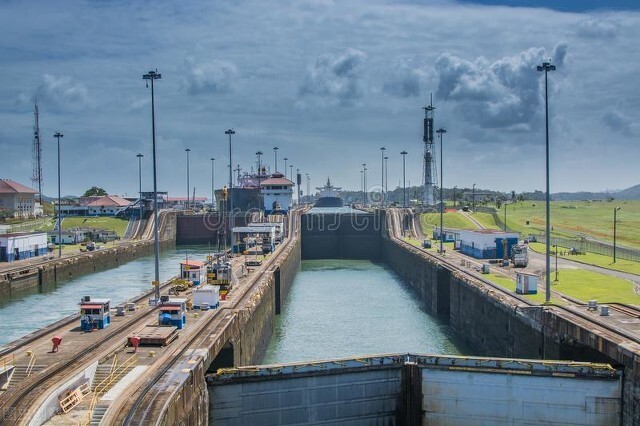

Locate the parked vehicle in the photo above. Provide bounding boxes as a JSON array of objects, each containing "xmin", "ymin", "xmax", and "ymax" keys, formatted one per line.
[{"xmin": 510, "ymin": 244, "xmax": 528, "ymax": 267}]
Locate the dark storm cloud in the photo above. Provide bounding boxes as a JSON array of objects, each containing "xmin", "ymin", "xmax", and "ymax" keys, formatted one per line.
[
  {"xmin": 299, "ymin": 48, "xmax": 367, "ymax": 106},
  {"xmin": 181, "ymin": 56, "xmax": 238, "ymax": 95},
  {"xmin": 434, "ymin": 43, "xmax": 568, "ymax": 130}
]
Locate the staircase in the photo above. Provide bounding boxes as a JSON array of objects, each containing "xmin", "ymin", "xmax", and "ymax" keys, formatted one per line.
[
  {"xmin": 90, "ymin": 363, "xmax": 135, "ymax": 393},
  {"xmin": 89, "ymin": 403, "xmax": 109, "ymax": 426},
  {"xmin": 4, "ymin": 365, "xmax": 46, "ymax": 389}
]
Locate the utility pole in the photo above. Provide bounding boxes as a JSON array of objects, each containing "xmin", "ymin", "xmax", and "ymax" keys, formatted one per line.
[
  {"xmin": 436, "ymin": 128, "xmax": 446, "ymax": 254},
  {"xmin": 401, "ymin": 151, "xmax": 407, "ymax": 208},
  {"xmin": 613, "ymin": 207, "xmax": 621, "ymax": 263},
  {"xmin": 210, "ymin": 157, "xmax": 215, "ymax": 211},
  {"xmin": 185, "ymin": 148, "xmax": 191, "ymax": 211},
  {"xmin": 143, "ymin": 69, "xmax": 162, "ymax": 302},
  {"xmin": 137, "ymin": 153, "xmax": 144, "ymax": 221},
  {"xmin": 380, "ymin": 147, "xmax": 386, "ymax": 206},
  {"xmin": 273, "ymin": 146, "xmax": 279, "ymax": 172},
  {"xmin": 537, "ymin": 61, "xmax": 556, "ymax": 304},
  {"xmin": 54, "ymin": 132, "xmax": 63, "ymax": 258}
]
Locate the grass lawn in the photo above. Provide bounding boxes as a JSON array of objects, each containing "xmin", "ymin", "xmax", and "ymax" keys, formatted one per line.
[
  {"xmin": 35, "ymin": 216, "xmax": 129, "ymax": 237},
  {"xmin": 550, "ymin": 269, "xmax": 639, "ymax": 304},
  {"xmin": 503, "ymin": 200, "xmax": 640, "ymax": 249},
  {"xmin": 419, "ymin": 212, "xmax": 478, "ymax": 233},
  {"xmin": 483, "ymin": 269, "xmax": 634, "ymax": 305},
  {"xmin": 472, "ymin": 212, "xmax": 501, "ymax": 230},
  {"xmin": 529, "ymin": 242, "xmax": 640, "ymax": 276}
]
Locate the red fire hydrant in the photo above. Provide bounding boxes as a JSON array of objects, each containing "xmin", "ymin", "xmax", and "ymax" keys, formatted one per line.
[
  {"xmin": 130, "ymin": 336, "xmax": 140, "ymax": 353},
  {"xmin": 51, "ymin": 336, "xmax": 62, "ymax": 353}
]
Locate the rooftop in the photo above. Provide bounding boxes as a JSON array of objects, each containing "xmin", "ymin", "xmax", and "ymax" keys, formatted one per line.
[{"xmin": 0, "ymin": 179, "xmax": 37, "ymax": 195}]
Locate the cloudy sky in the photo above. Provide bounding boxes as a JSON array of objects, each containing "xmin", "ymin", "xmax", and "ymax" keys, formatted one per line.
[{"xmin": 1, "ymin": 0, "xmax": 639, "ymax": 199}]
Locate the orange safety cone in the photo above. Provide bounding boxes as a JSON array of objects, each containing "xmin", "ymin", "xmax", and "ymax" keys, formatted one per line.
[{"xmin": 51, "ymin": 336, "xmax": 62, "ymax": 352}]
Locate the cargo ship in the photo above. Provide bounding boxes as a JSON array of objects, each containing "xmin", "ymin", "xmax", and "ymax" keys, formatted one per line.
[{"xmin": 314, "ymin": 178, "xmax": 344, "ymax": 207}]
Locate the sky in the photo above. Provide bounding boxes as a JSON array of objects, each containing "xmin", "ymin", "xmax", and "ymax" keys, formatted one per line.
[{"xmin": 1, "ymin": 0, "xmax": 639, "ymax": 199}]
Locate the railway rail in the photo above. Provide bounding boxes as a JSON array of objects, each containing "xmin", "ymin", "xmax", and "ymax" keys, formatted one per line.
[
  {"xmin": 112, "ymin": 211, "xmax": 299, "ymax": 425},
  {"xmin": 387, "ymin": 208, "xmax": 640, "ymax": 346}
]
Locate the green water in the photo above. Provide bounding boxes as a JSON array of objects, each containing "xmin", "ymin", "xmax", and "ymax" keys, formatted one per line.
[{"xmin": 262, "ymin": 259, "xmax": 467, "ymax": 364}]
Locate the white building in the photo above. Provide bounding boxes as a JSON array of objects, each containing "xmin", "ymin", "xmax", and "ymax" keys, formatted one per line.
[
  {"xmin": 48, "ymin": 229, "xmax": 88, "ymax": 245},
  {"xmin": 86, "ymin": 195, "xmax": 132, "ymax": 216},
  {"xmin": 0, "ymin": 179, "xmax": 38, "ymax": 219},
  {"xmin": 260, "ymin": 173, "xmax": 294, "ymax": 215},
  {"xmin": 0, "ymin": 232, "xmax": 48, "ymax": 262},
  {"xmin": 458, "ymin": 229, "xmax": 519, "ymax": 259}
]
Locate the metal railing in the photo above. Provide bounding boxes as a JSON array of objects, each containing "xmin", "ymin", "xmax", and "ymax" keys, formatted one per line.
[
  {"xmin": 82, "ymin": 353, "xmax": 138, "ymax": 426},
  {"xmin": 25, "ymin": 350, "xmax": 36, "ymax": 377}
]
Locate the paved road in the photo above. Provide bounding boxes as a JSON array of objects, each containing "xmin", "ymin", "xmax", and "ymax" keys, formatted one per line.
[{"xmin": 526, "ymin": 248, "xmax": 640, "ymax": 286}]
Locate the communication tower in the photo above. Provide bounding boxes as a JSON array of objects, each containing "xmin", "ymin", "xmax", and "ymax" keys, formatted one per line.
[
  {"xmin": 422, "ymin": 96, "xmax": 437, "ymax": 206},
  {"xmin": 31, "ymin": 101, "xmax": 43, "ymax": 203}
]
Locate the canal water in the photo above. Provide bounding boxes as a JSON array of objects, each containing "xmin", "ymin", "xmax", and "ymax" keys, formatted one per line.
[
  {"xmin": 262, "ymin": 259, "xmax": 467, "ymax": 364},
  {"xmin": 0, "ymin": 246, "xmax": 212, "ymax": 347}
]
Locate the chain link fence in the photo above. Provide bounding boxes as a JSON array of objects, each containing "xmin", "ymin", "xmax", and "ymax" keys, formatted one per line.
[{"xmin": 534, "ymin": 234, "xmax": 640, "ymax": 262}]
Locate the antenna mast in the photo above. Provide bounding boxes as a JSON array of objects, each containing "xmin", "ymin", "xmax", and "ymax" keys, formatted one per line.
[
  {"xmin": 422, "ymin": 94, "xmax": 436, "ymax": 206},
  {"xmin": 31, "ymin": 101, "xmax": 43, "ymax": 203}
]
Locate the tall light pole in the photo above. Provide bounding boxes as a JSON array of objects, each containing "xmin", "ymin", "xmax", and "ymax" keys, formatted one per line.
[
  {"xmin": 54, "ymin": 132, "xmax": 63, "ymax": 258},
  {"xmin": 453, "ymin": 185, "xmax": 457, "ymax": 209},
  {"xmin": 185, "ymin": 148, "xmax": 191, "ymax": 211},
  {"xmin": 537, "ymin": 61, "xmax": 556, "ymax": 304},
  {"xmin": 360, "ymin": 169, "xmax": 364, "ymax": 204},
  {"xmin": 143, "ymin": 69, "xmax": 161, "ymax": 301},
  {"xmin": 613, "ymin": 207, "xmax": 621, "ymax": 263},
  {"xmin": 210, "ymin": 157, "xmax": 215, "ymax": 211},
  {"xmin": 380, "ymin": 147, "xmax": 386, "ymax": 206},
  {"xmin": 472, "ymin": 183, "xmax": 476, "ymax": 212},
  {"xmin": 400, "ymin": 151, "xmax": 407, "ymax": 208},
  {"xmin": 306, "ymin": 173, "xmax": 310, "ymax": 200},
  {"xmin": 225, "ymin": 129, "xmax": 235, "ymax": 215},
  {"xmin": 289, "ymin": 164, "xmax": 293, "ymax": 182},
  {"xmin": 436, "ymin": 128, "xmax": 446, "ymax": 254},
  {"xmin": 273, "ymin": 146, "xmax": 279, "ymax": 172},
  {"xmin": 384, "ymin": 156, "xmax": 388, "ymax": 203},
  {"xmin": 296, "ymin": 168, "xmax": 300, "ymax": 203},
  {"xmin": 137, "ymin": 153, "xmax": 143, "ymax": 220},
  {"xmin": 504, "ymin": 201, "xmax": 508, "ymax": 231},
  {"xmin": 283, "ymin": 157, "xmax": 288, "ymax": 176}
]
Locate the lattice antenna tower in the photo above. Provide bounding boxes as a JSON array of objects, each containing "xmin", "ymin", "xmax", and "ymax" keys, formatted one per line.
[
  {"xmin": 31, "ymin": 100, "xmax": 43, "ymax": 203},
  {"xmin": 422, "ymin": 94, "xmax": 437, "ymax": 206}
]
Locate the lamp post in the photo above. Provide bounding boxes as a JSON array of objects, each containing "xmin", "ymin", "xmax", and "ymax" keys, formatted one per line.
[
  {"xmin": 54, "ymin": 132, "xmax": 63, "ymax": 258},
  {"xmin": 613, "ymin": 207, "xmax": 621, "ymax": 263},
  {"xmin": 537, "ymin": 61, "xmax": 556, "ymax": 303},
  {"xmin": 361, "ymin": 163, "xmax": 366, "ymax": 205},
  {"xmin": 210, "ymin": 157, "xmax": 215, "ymax": 211},
  {"xmin": 185, "ymin": 148, "xmax": 191, "ymax": 211},
  {"xmin": 436, "ymin": 128, "xmax": 446, "ymax": 254},
  {"xmin": 273, "ymin": 146, "xmax": 279, "ymax": 173},
  {"xmin": 504, "ymin": 201, "xmax": 508, "ymax": 232},
  {"xmin": 360, "ymin": 170, "xmax": 364, "ymax": 204},
  {"xmin": 296, "ymin": 168, "xmax": 300, "ymax": 204},
  {"xmin": 453, "ymin": 186, "xmax": 457, "ymax": 209},
  {"xmin": 553, "ymin": 244, "xmax": 559, "ymax": 282},
  {"xmin": 283, "ymin": 157, "xmax": 288, "ymax": 176},
  {"xmin": 290, "ymin": 164, "xmax": 293, "ymax": 182},
  {"xmin": 306, "ymin": 173, "xmax": 310, "ymax": 200},
  {"xmin": 384, "ymin": 156, "xmax": 388, "ymax": 203},
  {"xmin": 225, "ymin": 129, "xmax": 235, "ymax": 215},
  {"xmin": 143, "ymin": 69, "xmax": 161, "ymax": 301},
  {"xmin": 137, "ymin": 153, "xmax": 143, "ymax": 220},
  {"xmin": 400, "ymin": 151, "xmax": 407, "ymax": 208},
  {"xmin": 472, "ymin": 183, "xmax": 476, "ymax": 212},
  {"xmin": 380, "ymin": 147, "xmax": 386, "ymax": 206}
]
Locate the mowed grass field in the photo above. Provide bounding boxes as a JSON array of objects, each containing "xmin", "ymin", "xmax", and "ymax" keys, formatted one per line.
[
  {"xmin": 36, "ymin": 216, "xmax": 129, "ymax": 237},
  {"xmin": 421, "ymin": 200, "xmax": 640, "ymax": 249},
  {"xmin": 504, "ymin": 200, "xmax": 640, "ymax": 249}
]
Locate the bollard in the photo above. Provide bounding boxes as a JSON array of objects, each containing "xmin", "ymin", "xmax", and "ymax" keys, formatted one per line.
[
  {"xmin": 130, "ymin": 336, "xmax": 140, "ymax": 353},
  {"xmin": 149, "ymin": 351, "xmax": 155, "ymax": 357},
  {"xmin": 51, "ymin": 336, "xmax": 62, "ymax": 353}
]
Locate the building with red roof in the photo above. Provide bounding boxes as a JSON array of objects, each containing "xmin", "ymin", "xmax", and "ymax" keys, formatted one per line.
[
  {"xmin": 85, "ymin": 195, "xmax": 132, "ymax": 216},
  {"xmin": 0, "ymin": 179, "xmax": 39, "ymax": 219},
  {"xmin": 260, "ymin": 172, "xmax": 294, "ymax": 214}
]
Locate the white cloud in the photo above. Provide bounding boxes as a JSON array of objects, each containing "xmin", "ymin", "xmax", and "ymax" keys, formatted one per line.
[
  {"xmin": 299, "ymin": 48, "xmax": 367, "ymax": 106},
  {"xmin": 434, "ymin": 43, "xmax": 568, "ymax": 130},
  {"xmin": 182, "ymin": 56, "xmax": 238, "ymax": 95},
  {"xmin": 575, "ymin": 17, "xmax": 619, "ymax": 38},
  {"xmin": 15, "ymin": 74, "xmax": 90, "ymax": 111},
  {"xmin": 602, "ymin": 109, "xmax": 634, "ymax": 135}
]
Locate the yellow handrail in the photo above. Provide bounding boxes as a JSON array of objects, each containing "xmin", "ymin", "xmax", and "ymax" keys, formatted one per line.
[
  {"xmin": 82, "ymin": 354, "xmax": 138, "ymax": 425},
  {"xmin": 25, "ymin": 350, "xmax": 36, "ymax": 377}
]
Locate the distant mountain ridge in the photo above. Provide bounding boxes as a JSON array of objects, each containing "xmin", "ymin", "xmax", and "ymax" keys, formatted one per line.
[{"xmin": 551, "ymin": 183, "xmax": 640, "ymax": 201}]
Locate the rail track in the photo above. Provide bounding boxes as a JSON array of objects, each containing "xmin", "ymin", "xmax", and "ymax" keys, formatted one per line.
[
  {"xmin": 114, "ymin": 211, "xmax": 300, "ymax": 425},
  {"xmin": 387, "ymin": 208, "xmax": 640, "ymax": 345}
]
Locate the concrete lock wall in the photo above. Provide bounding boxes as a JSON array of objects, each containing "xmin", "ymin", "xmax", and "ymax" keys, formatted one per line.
[
  {"xmin": 301, "ymin": 212, "xmax": 382, "ymax": 260},
  {"xmin": 209, "ymin": 368, "xmax": 402, "ymax": 424},
  {"xmin": 207, "ymin": 355, "xmax": 623, "ymax": 425}
]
